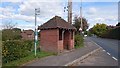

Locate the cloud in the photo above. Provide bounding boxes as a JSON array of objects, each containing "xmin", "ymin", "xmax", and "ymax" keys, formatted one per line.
[
  {"xmin": 17, "ymin": 0, "xmax": 65, "ymax": 24},
  {"xmin": 1, "ymin": 0, "xmax": 65, "ymax": 2},
  {"xmin": 86, "ymin": 7, "xmax": 97, "ymax": 15},
  {"xmin": 83, "ymin": 3, "xmax": 118, "ymax": 29},
  {"xmin": 13, "ymin": 14, "xmax": 44, "ymax": 23},
  {"xmin": 0, "ymin": 7, "xmax": 15, "ymax": 20},
  {"xmin": 1, "ymin": 0, "xmax": 119, "ymax": 2},
  {"xmin": 88, "ymin": 16, "xmax": 118, "ymax": 29},
  {"xmin": 18, "ymin": 0, "xmax": 64, "ymax": 18},
  {"xmin": 0, "ymin": 7, "xmax": 15, "ymax": 16},
  {"xmin": 1, "ymin": 0, "xmax": 64, "ymax": 22},
  {"xmin": 0, "ymin": 15, "xmax": 8, "ymax": 19},
  {"xmin": 0, "ymin": 9, "xmax": 44, "ymax": 24},
  {"xmin": 16, "ymin": 25, "xmax": 35, "ymax": 30},
  {"xmin": 0, "ymin": 0, "xmax": 65, "ymax": 30},
  {"xmin": 0, "ymin": 1, "xmax": 118, "ymax": 30}
]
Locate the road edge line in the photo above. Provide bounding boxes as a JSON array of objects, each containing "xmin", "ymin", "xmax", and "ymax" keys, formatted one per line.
[
  {"xmin": 112, "ymin": 57, "xmax": 118, "ymax": 61},
  {"xmin": 64, "ymin": 47, "xmax": 101, "ymax": 66},
  {"xmin": 107, "ymin": 52, "xmax": 111, "ymax": 55},
  {"xmin": 91, "ymin": 40, "xmax": 118, "ymax": 61}
]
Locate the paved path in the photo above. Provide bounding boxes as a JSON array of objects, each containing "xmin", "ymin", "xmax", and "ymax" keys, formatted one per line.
[
  {"xmin": 24, "ymin": 38, "xmax": 99, "ymax": 66},
  {"xmin": 72, "ymin": 48, "xmax": 118, "ymax": 66}
]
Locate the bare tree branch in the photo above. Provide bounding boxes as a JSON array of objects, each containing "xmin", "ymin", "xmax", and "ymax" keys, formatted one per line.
[{"xmin": 3, "ymin": 20, "xmax": 17, "ymax": 29}]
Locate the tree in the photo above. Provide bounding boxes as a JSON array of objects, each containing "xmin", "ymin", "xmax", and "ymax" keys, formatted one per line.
[
  {"xmin": 2, "ymin": 28, "xmax": 22, "ymax": 41},
  {"xmin": 73, "ymin": 16, "xmax": 89, "ymax": 34},
  {"xmin": 0, "ymin": 30, "xmax": 2, "ymax": 41},
  {"xmin": 3, "ymin": 20, "xmax": 17, "ymax": 29},
  {"xmin": 116, "ymin": 22, "xmax": 120, "ymax": 26},
  {"xmin": 90, "ymin": 23, "xmax": 107, "ymax": 36}
]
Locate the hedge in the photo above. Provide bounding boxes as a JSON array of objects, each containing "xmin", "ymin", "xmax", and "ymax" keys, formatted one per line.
[
  {"xmin": 2, "ymin": 40, "xmax": 34, "ymax": 63},
  {"xmin": 100, "ymin": 27, "xmax": 120, "ymax": 40},
  {"xmin": 74, "ymin": 34, "xmax": 84, "ymax": 48}
]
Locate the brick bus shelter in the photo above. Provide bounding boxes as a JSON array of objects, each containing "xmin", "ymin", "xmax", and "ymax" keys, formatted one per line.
[{"xmin": 38, "ymin": 16, "xmax": 76, "ymax": 53}]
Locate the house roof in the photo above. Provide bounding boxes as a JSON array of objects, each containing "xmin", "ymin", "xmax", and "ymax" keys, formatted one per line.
[
  {"xmin": 22, "ymin": 30, "xmax": 34, "ymax": 35},
  {"xmin": 38, "ymin": 16, "xmax": 76, "ymax": 30}
]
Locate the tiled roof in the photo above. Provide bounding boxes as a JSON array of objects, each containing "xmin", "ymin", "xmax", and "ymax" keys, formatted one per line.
[
  {"xmin": 38, "ymin": 16, "xmax": 76, "ymax": 30},
  {"xmin": 22, "ymin": 30, "xmax": 34, "ymax": 35},
  {"xmin": 107, "ymin": 26, "xmax": 120, "ymax": 29}
]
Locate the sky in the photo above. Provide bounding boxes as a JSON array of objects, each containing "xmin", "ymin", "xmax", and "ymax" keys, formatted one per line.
[{"xmin": 0, "ymin": 0, "xmax": 119, "ymax": 30}]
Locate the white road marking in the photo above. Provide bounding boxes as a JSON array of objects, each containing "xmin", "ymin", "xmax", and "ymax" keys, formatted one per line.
[
  {"xmin": 90, "ymin": 40, "xmax": 118, "ymax": 61},
  {"xmin": 107, "ymin": 52, "xmax": 111, "ymax": 55},
  {"xmin": 103, "ymin": 50, "xmax": 105, "ymax": 51},
  {"xmin": 91, "ymin": 40, "xmax": 103, "ymax": 49},
  {"xmin": 112, "ymin": 57, "xmax": 118, "ymax": 61}
]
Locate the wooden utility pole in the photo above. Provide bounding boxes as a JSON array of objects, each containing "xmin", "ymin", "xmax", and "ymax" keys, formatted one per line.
[
  {"xmin": 80, "ymin": 0, "xmax": 83, "ymax": 30},
  {"xmin": 68, "ymin": 0, "xmax": 72, "ymax": 24},
  {"xmin": 118, "ymin": 1, "xmax": 120, "ymax": 23}
]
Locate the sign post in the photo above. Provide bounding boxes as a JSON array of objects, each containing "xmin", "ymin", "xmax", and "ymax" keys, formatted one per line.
[{"xmin": 34, "ymin": 8, "xmax": 40, "ymax": 56}]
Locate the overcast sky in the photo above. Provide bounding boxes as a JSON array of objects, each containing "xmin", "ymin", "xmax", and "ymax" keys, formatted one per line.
[{"xmin": 0, "ymin": 0, "xmax": 119, "ymax": 30}]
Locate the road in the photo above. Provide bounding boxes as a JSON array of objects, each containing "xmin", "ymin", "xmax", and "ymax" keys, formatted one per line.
[
  {"xmin": 87, "ymin": 37, "xmax": 119, "ymax": 59},
  {"xmin": 72, "ymin": 48, "xmax": 118, "ymax": 66}
]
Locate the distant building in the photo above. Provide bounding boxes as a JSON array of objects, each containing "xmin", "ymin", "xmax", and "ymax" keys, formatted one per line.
[
  {"xmin": 107, "ymin": 25, "xmax": 120, "ymax": 29},
  {"xmin": 38, "ymin": 16, "xmax": 76, "ymax": 53},
  {"xmin": 21, "ymin": 30, "xmax": 34, "ymax": 40}
]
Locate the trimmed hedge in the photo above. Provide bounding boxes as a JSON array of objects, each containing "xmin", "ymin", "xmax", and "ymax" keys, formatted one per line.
[{"xmin": 2, "ymin": 40, "xmax": 34, "ymax": 63}]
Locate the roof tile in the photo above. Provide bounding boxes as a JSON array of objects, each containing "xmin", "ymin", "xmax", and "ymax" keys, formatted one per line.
[{"xmin": 38, "ymin": 16, "xmax": 76, "ymax": 30}]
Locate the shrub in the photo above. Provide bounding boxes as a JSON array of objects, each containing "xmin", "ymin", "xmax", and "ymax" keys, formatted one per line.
[
  {"xmin": 2, "ymin": 40, "xmax": 34, "ymax": 63},
  {"xmin": 74, "ymin": 34, "xmax": 84, "ymax": 48}
]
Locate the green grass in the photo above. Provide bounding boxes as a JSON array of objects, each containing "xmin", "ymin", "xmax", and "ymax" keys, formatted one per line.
[
  {"xmin": 2, "ymin": 51, "xmax": 54, "ymax": 66},
  {"xmin": 75, "ymin": 43, "xmax": 84, "ymax": 49}
]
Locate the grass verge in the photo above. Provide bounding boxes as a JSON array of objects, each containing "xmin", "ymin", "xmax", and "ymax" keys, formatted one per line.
[
  {"xmin": 2, "ymin": 51, "xmax": 54, "ymax": 66},
  {"xmin": 75, "ymin": 43, "xmax": 84, "ymax": 49}
]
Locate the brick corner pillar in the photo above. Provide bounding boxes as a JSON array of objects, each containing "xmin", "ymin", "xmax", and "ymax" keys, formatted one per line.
[
  {"xmin": 69, "ymin": 30, "xmax": 73, "ymax": 50},
  {"xmin": 58, "ymin": 30, "xmax": 65, "ymax": 54},
  {"xmin": 72, "ymin": 31, "xmax": 75, "ymax": 49},
  {"xmin": 70, "ymin": 30, "xmax": 75, "ymax": 50}
]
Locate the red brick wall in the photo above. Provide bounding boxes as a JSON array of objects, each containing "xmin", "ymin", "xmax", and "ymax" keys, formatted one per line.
[
  {"xmin": 69, "ymin": 31, "xmax": 74, "ymax": 49},
  {"xmin": 21, "ymin": 32, "xmax": 34, "ymax": 40},
  {"xmin": 40, "ymin": 29, "xmax": 59, "ymax": 53},
  {"xmin": 40, "ymin": 29, "xmax": 75, "ymax": 53},
  {"xmin": 58, "ymin": 40, "xmax": 63, "ymax": 53}
]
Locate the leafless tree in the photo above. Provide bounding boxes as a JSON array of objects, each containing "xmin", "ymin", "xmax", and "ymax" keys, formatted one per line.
[{"xmin": 2, "ymin": 20, "xmax": 17, "ymax": 29}]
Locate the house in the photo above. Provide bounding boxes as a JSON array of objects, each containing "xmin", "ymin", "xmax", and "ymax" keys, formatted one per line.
[
  {"xmin": 38, "ymin": 16, "xmax": 76, "ymax": 53},
  {"xmin": 107, "ymin": 25, "xmax": 120, "ymax": 29},
  {"xmin": 21, "ymin": 30, "xmax": 34, "ymax": 40}
]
